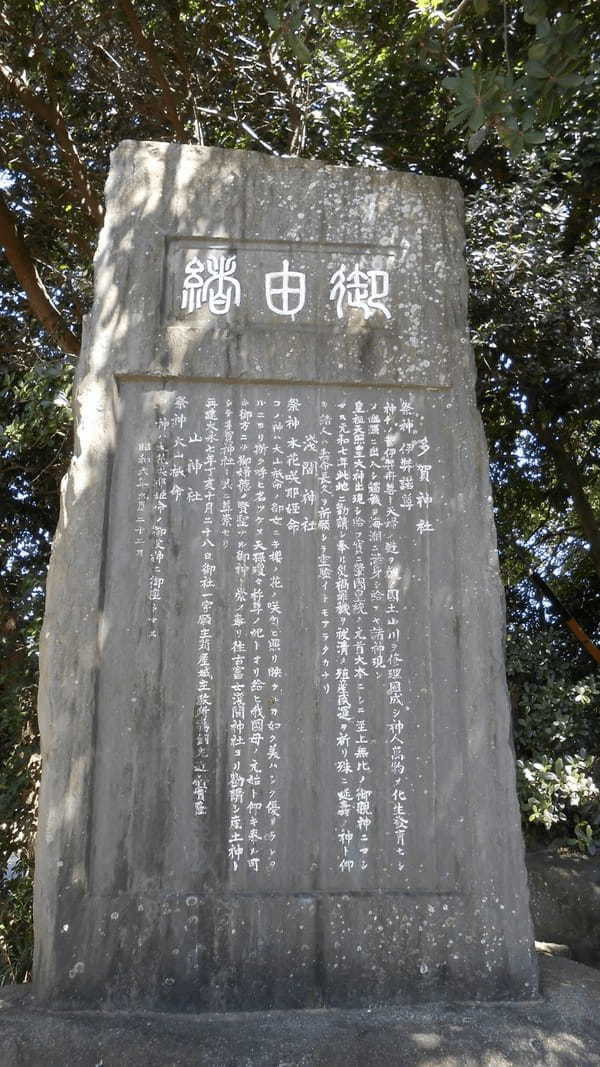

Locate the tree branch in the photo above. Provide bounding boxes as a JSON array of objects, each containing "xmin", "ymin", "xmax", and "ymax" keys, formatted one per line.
[
  {"xmin": 0, "ymin": 60, "xmax": 103, "ymax": 227},
  {"xmin": 0, "ymin": 192, "xmax": 80, "ymax": 357},
  {"xmin": 266, "ymin": 40, "xmax": 307, "ymax": 155},
  {"xmin": 534, "ymin": 417, "xmax": 600, "ymax": 579},
  {"xmin": 88, "ymin": 44, "xmax": 173, "ymax": 128},
  {"xmin": 196, "ymin": 107, "xmax": 279, "ymax": 153},
  {"xmin": 116, "ymin": 0, "xmax": 186, "ymax": 140},
  {"xmin": 0, "ymin": 154, "xmax": 94, "ymax": 261},
  {"xmin": 447, "ymin": 0, "xmax": 474, "ymax": 25}
]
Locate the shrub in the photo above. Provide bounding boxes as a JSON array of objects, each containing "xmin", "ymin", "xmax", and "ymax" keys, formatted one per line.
[
  {"xmin": 508, "ymin": 629, "xmax": 600, "ymax": 853},
  {"xmin": 516, "ymin": 754, "xmax": 600, "ymax": 852}
]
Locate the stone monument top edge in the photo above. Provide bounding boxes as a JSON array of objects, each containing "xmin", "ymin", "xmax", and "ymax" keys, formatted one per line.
[
  {"xmin": 109, "ymin": 138, "xmax": 464, "ymax": 201},
  {"xmin": 89, "ymin": 141, "xmax": 467, "ymax": 387}
]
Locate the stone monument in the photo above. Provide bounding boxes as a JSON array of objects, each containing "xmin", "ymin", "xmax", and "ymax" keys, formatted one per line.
[{"xmin": 34, "ymin": 142, "xmax": 537, "ymax": 1010}]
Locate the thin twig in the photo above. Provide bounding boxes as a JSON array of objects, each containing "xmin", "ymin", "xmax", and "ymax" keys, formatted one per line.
[
  {"xmin": 503, "ymin": 0, "xmax": 512, "ymax": 79},
  {"xmin": 447, "ymin": 0, "xmax": 473, "ymax": 25},
  {"xmin": 196, "ymin": 107, "xmax": 279, "ymax": 153},
  {"xmin": 116, "ymin": 0, "xmax": 186, "ymax": 140}
]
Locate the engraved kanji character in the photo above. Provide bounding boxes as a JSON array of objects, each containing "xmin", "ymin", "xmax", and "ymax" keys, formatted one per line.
[
  {"xmin": 330, "ymin": 263, "xmax": 391, "ymax": 319},
  {"xmin": 181, "ymin": 253, "xmax": 241, "ymax": 315},
  {"xmin": 265, "ymin": 259, "xmax": 306, "ymax": 320}
]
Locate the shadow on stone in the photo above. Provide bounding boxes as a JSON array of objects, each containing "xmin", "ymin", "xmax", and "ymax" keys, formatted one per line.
[
  {"xmin": 527, "ymin": 849, "xmax": 600, "ymax": 969},
  {"xmin": 1, "ymin": 956, "xmax": 599, "ymax": 1065}
]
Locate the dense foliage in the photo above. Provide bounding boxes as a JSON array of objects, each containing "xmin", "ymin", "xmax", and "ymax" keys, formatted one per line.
[
  {"xmin": 1, "ymin": 0, "xmax": 598, "ymax": 982},
  {"xmin": 509, "ymin": 629, "xmax": 600, "ymax": 847}
]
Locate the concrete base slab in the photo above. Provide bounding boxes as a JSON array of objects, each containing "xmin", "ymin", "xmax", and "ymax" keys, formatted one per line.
[{"xmin": 1, "ymin": 956, "xmax": 599, "ymax": 1066}]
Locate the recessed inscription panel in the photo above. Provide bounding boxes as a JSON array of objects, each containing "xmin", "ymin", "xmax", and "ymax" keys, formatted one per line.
[
  {"xmin": 92, "ymin": 380, "xmax": 464, "ymax": 898},
  {"xmin": 166, "ymin": 240, "xmax": 404, "ymax": 329},
  {"xmin": 158, "ymin": 238, "xmax": 450, "ymax": 387}
]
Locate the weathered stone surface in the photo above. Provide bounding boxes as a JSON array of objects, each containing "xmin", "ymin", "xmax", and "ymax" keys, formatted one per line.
[
  {"xmin": 34, "ymin": 142, "xmax": 537, "ymax": 1010},
  {"xmin": 527, "ymin": 850, "xmax": 600, "ymax": 967},
  {"xmin": 3, "ymin": 957, "xmax": 600, "ymax": 1066}
]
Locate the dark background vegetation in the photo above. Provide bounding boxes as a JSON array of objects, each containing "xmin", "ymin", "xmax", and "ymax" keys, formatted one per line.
[{"xmin": 1, "ymin": 0, "xmax": 599, "ymax": 982}]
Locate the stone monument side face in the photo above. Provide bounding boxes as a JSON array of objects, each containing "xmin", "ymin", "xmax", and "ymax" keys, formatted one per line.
[{"xmin": 33, "ymin": 143, "xmax": 537, "ymax": 1010}]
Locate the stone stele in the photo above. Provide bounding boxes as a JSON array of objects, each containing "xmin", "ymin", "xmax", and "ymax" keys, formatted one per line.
[{"xmin": 34, "ymin": 142, "xmax": 538, "ymax": 1011}]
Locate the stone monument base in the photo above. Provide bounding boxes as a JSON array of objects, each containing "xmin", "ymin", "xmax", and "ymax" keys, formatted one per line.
[{"xmin": 2, "ymin": 955, "xmax": 599, "ymax": 1066}]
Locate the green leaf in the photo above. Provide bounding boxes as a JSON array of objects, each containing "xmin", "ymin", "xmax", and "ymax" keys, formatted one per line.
[
  {"xmin": 287, "ymin": 33, "xmax": 311, "ymax": 64},
  {"xmin": 526, "ymin": 60, "xmax": 549, "ymax": 78},
  {"xmin": 264, "ymin": 7, "xmax": 280, "ymax": 30},
  {"xmin": 524, "ymin": 129, "xmax": 546, "ymax": 144},
  {"xmin": 555, "ymin": 74, "xmax": 583, "ymax": 88},
  {"xmin": 473, "ymin": 0, "xmax": 489, "ymax": 13},
  {"xmin": 443, "ymin": 67, "xmax": 477, "ymax": 105},
  {"xmin": 502, "ymin": 127, "xmax": 526, "ymax": 155},
  {"xmin": 443, "ymin": 67, "xmax": 475, "ymax": 91},
  {"xmin": 528, "ymin": 42, "xmax": 548, "ymax": 61},
  {"xmin": 523, "ymin": 0, "xmax": 547, "ymax": 25},
  {"xmin": 555, "ymin": 13, "xmax": 580, "ymax": 35},
  {"xmin": 468, "ymin": 125, "xmax": 488, "ymax": 153},
  {"xmin": 446, "ymin": 107, "xmax": 471, "ymax": 132},
  {"xmin": 520, "ymin": 108, "xmax": 536, "ymax": 130},
  {"xmin": 467, "ymin": 103, "xmax": 486, "ymax": 131},
  {"xmin": 536, "ymin": 17, "xmax": 552, "ymax": 38}
]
